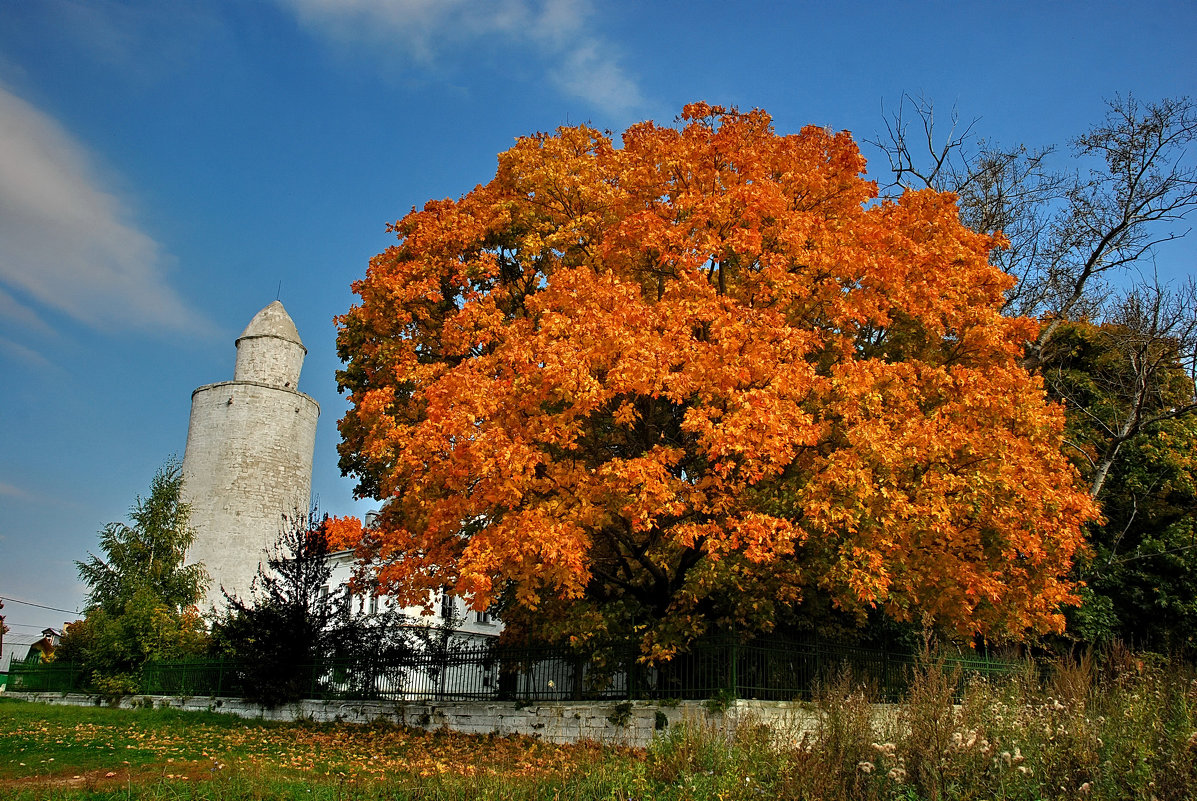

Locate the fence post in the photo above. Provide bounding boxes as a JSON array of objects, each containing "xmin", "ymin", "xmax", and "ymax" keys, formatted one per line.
[
  {"xmin": 728, "ymin": 637, "xmax": 738, "ymax": 698},
  {"xmin": 570, "ymin": 655, "xmax": 582, "ymax": 701},
  {"xmin": 882, "ymin": 642, "xmax": 890, "ymax": 701},
  {"xmin": 627, "ymin": 643, "xmax": 639, "ymax": 700},
  {"xmin": 815, "ymin": 638, "xmax": 823, "ymax": 699}
]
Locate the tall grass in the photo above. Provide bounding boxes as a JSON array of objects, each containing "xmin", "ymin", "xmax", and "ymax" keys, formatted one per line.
[{"xmin": 646, "ymin": 647, "xmax": 1197, "ymax": 800}]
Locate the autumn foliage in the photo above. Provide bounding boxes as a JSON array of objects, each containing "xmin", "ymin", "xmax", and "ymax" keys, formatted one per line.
[
  {"xmin": 336, "ymin": 104, "xmax": 1098, "ymax": 657},
  {"xmin": 320, "ymin": 515, "xmax": 364, "ymax": 552}
]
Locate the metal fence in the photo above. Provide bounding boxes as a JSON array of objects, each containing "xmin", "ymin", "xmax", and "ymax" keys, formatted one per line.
[
  {"xmin": 6, "ymin": 637, "xmax": 1019, "ymax": 703},
  {"xmin": 5, "ymin": 656, "xmax": 86, "ymax": 693}
]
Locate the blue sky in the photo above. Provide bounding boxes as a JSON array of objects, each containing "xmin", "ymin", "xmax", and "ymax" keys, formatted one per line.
[{"xmin": 1, "ymin": 0, "xmax": 1195, "ymax": 636}]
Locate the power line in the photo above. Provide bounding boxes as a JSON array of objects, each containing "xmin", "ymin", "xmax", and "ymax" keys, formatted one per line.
[
  {"xmin": 4, "ymin": 622, "xmax": 57, "ymax": 631},
  {"xmin": 0, "ymin": 596, "xmax": 80, "ymax": 616}
]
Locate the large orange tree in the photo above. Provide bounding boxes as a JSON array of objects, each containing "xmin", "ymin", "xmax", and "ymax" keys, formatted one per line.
[{"xmin": 336, "ymin": 104, "xmax": 1097, "ymax": 658}]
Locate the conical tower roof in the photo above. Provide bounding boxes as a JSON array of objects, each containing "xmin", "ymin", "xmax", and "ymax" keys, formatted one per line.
[{"xmin": 237, "ymin": 300, "xmax": 305, "ymax": 352}]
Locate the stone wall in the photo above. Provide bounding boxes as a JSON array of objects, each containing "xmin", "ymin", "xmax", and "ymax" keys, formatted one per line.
[{"xmin": 12, "ymin": 693, "xmax": 830, "ymax": 749}]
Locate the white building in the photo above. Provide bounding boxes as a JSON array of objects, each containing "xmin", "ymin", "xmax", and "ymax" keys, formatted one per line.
[{"xmin": 324, "ymin": 548, "xmax": 502, "ymax": 643}]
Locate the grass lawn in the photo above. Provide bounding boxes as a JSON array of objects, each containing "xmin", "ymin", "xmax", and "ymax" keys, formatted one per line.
[{"xmin": 0, "ymin": 697, "xmax": 643, "ymax": 799}]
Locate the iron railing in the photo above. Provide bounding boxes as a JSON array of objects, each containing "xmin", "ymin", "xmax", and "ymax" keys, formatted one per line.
[
  {"xmin": 7, "ymin": 637, "xmax": 1020, "ymax": 703},
  {"xmin": 5, "ymin": 656, "xmax": 86, "ymax": 693}
]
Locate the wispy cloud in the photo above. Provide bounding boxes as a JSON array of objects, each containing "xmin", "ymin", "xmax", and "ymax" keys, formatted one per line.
[
  {"xmin": 0, "ymin": 85, "xmax": 211, "ymax": 336},
  {"xmin": 0, "ymin": 481, "xmax": 35, "ymax": 501},
  {"xmin": 277, "ymin": 0, "xmax": 645, "ymax": 115},
  {"xmin": 0, "ymin": 336, "xmax": 55, "ymax": 371},
  {"xmin": 37, "ymin": 0, "xmax": 224, "ymax": 82},
  {"xmin": 0, "ymin": 287, "xmax": 54, "ymax": 338},
  {"xmin": 551, "ymin": 40, "xmax": 643, "ymax": 117}
]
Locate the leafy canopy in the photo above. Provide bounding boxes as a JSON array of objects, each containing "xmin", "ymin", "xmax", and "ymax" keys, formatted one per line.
[
  {"xmin": 336, "ymin": 104, "xmax": 1098, "ymax": 657},
  {"xmin": 211, "ymin": 509, "xmax": 344, "ymax": 706},
  {"xmin": 1043, "ymin": 320, "xmax": 1197, "ymax": 652},
  {"xmin": 1072, "ymin": 413, "xmax": 1197, "ymax": 654}
]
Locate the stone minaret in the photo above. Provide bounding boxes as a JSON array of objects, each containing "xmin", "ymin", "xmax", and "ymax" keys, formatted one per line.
[{"xmin": 182, "ymin": 301, "xmax": 320, "ymax": 611}]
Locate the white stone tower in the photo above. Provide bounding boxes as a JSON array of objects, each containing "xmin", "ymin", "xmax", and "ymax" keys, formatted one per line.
[{"xmin": 181, "ymin": 301, "xmax": 320, "ymax": 610}]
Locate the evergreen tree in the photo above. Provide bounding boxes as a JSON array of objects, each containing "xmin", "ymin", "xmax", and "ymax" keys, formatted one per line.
[
  {"xmin": 77, "ymin": 459, "xmax": 207, "ymax": 615},
  {"xmin": 61, "ymin": 459, "xmax": 208, "ymax": 694}
]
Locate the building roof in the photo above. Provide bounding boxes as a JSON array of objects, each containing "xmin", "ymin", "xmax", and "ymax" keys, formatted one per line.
[
  {"xmin": 236, "ymin": 300, "xmax": 305, "ymax": 350},
  {"xmin": 0, "ymin": 633, "xmax": 44, "ymax": 672}
]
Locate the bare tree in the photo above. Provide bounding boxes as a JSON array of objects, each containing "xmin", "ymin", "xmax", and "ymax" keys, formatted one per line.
[
  {"xmin": 869, "ymin": 95, "xmax": 1073, "ymax": 321},
  {"xmin": 869, "ymin": 94, "xmax": 1197, "ymax": 363},
  {"xmin": 870, "ymin": 92, "xmax": 982, "ymax": 193},
  {"xmin": 1032, "ymin": 97, "xmax": 1197, "ymax": 365}
]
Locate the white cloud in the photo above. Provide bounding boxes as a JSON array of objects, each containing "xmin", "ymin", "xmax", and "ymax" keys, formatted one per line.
[
  {"xmin": 0, "ymin": 86, "xmax": 210, "ymax": 335},
  {"xmin": 551, "ymin": 38, "xmax": 644, "ymax": 118},
  {"xmin": 277, "ymin": 0, "xmax": 644, "ymax": 115}
]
